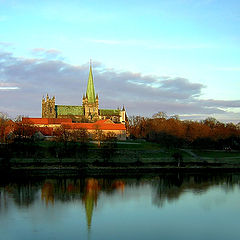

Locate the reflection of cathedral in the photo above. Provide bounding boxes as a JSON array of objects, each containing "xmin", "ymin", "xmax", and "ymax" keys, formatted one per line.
[
  {"xmin": 2, "ymin": 174, "xmax": 235, "ymax": 233},
  {"xmin": 83, "ymin": 179, "xmax": 101, "ymax": 230},
  {"xmin": 38, "ymin": 178, "xmax": 125, "ymax": 230},
  {"xmin": 42, "ymin": 63, "xmax": 126, "ymax": 124}
]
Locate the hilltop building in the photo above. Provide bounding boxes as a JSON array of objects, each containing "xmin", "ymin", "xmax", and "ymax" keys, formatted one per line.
[{"xmin": 42, "ymin": 63, "xmax": 126, "ymax": 124}]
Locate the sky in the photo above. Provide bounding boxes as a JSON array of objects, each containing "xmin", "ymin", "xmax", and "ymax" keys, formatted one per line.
[{"xmin": 0, "ymin": 0, "xmax": 240, "ymax": 122}]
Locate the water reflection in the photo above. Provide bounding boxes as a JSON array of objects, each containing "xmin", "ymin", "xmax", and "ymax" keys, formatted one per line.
[
  {"xmin": 152, "ymin": 173, "xmax": 238, "ymax": 207},
  {"xmin": 0, "ymin": 173, "xmax": 240, "ymax": 239},
  {"xmin": 41, "ymin": 181, "xmax": 54, "ymax": 206},
  {"xmin": 83, "ymin": 178, "xmax": 100, "ymax": 230}
]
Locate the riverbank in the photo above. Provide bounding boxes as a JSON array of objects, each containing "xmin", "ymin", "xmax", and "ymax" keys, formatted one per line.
[
  {"xmin": 1, "ymin": 141, "xmax": 240, "ymax": 176},
  {"xmin": 2, "ymin": 161, "xmax": 240, "ymax": 177}
]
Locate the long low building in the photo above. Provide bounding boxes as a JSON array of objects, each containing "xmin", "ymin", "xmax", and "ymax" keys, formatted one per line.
[{"xmin": 22, "ymin": 118, "xmax": 127, "ymax": 140}]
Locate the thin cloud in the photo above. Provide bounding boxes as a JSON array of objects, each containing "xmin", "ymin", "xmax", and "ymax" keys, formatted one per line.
[
  {"xmin": 0, "ymin": 87, "xmax": 19, "ymax": 90},
  {"xmin": 0, "ymin": 82, "xmax": 20, "ymax": 90},
  {"xmin": 31, "ymin": 48, "xmax": 63, "ymax": 60},
  {"xmin": 0, "ymin": 42, "xmax": 13, "ymax": 48},
  {"xmin": 198, "ymin": 99, "xmax": 240, "ymax": 108}
]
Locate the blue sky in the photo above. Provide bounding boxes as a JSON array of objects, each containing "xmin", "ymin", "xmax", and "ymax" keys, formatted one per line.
[{"xmin": 0, "ymin": 0, "xmax": 240, "ymax": 122}]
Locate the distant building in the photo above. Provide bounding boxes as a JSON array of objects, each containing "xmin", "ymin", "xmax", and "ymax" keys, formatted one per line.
[
  {"xmin": 42, "ymin": 62, "xmax": 126, "ymax": 124},
  {"xmin": 22, "ymin": 118, "xmax": 127, "ymax": 140},
  {"xmin": 20, "ymin": 63, "xmax": 128, "ymax": 140}
]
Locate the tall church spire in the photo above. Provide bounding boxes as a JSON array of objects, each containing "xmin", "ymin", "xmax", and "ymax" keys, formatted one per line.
[{"xmin": 86, "ymin": 60, "xmax": 96, "ymax": 103}]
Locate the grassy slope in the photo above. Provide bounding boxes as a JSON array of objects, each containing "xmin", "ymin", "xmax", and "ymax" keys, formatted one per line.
[
  {"xmin": 5, "ymin": 140, "xmax": 240, "ymax": 164},
  {"xmin": 191, "ymin": 149, "xmax": 240, "ymax": 164}
]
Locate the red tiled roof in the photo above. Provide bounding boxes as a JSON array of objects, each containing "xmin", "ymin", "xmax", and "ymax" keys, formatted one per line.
[
  {"xmin": 37, "ymin": 127, "xmax": 53, "ymax": 136},
  {"xmin": 62, "ymin": 122, "xmax": 126, "ymax": 130},
  {"xmin": 48, "ymin": 118, "xmax": 72, "ymax": 124},
  {"xmin": 22, "ymin": 118, "xmax": 72, "ymax": 124},
  {"xmin": 22, "ymin": 118, "xmax": 48, "ymax": 124},
  {"xmin": 95, "ymin": 123, "xmax": 126, "ymax": 130},
  {"xmin": 21, "ymin": 118, "xmax": 126, "ymax": 131},
  {"xmin": 94, "ymin": 119, "xmax": 113, "ymax": 124}
]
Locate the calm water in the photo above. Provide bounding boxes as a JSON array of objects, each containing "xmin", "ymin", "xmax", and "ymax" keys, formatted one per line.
[{"xmin": 1, "ymin": 173, "xmax": 240, "ymax": 240}]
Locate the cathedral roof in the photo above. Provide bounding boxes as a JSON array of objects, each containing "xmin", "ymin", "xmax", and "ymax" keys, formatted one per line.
[
  {"xmin": 55, "ymin": 105, "xmax": 84, "ymax": 116},
  {"xmin": 99, "ymin": 109, "xmax": 121, "ymax": 116},
  {"xmin": 86, "ymin": 63, "xmax": 96, "ymax": 103}
]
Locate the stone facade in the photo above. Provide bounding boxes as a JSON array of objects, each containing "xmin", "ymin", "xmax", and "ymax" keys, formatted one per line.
[
  {"xmin": 82, "ymin": 94, "xmax": 99, "ymax": 121},
  {"xmin": 42, "ymin": 95, "xmax": 56, "ymax": 118},
  {"xmin": 42, "ymin": 63, "xmax": 126, "ymax": 124}
]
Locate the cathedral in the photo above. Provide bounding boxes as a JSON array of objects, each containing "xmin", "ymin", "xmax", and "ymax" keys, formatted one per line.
[{"xmin": 42, "ymin": 63, "xmax": 126, "ymax": 124}]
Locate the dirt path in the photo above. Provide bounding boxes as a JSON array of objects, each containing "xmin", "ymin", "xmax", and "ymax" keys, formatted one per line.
[{"xmin": 181, "ymin": 149, "xmax": 202, "ymax": 160}]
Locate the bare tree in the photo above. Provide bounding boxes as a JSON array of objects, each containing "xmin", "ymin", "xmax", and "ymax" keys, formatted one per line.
[
  {"xmin": 0, "ymin": 112, "xmax": 9, "ymax": 143},
  {"xmin": 93, "ymin": 124, "xmax": 104, "ymax": 147},
  {"xmin": 152, "ymin": 112, "xmax": 168, "ymax": 119}
]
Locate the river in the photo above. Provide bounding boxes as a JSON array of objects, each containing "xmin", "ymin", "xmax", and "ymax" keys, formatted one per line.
[{"xmin": 0, "ymin": 172, "xmax": 240, "ymax": 240}]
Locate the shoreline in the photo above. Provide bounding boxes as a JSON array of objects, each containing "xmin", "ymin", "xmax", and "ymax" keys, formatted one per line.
[{"xmin": 2, "ymin": 163, "xmax": 240, "ymax": 177}]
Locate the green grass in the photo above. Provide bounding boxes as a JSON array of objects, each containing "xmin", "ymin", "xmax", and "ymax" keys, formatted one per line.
[
  {"xmin": 5, "ymin": 140, "xmax": 240, "ymax": 165},
  {"xmin": 192, "ymin": 150, "xmax": 240, "ymax": 158}
]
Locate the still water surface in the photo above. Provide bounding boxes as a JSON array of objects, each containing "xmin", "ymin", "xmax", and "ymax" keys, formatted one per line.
[{"xmin": 0, "ymin": 173, "xmax": 240, "ymax": 240}]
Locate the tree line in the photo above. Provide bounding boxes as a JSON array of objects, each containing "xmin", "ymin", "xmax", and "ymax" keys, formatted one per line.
[
  {"xmin": 129, "ymin": 112, "xmax": 240, "ymax": 149},
  {"xmin": 1, "ymin": 112, "xmax": 240, "ymax": 150},
  {"xmin": 0, "ymin": 113, "xmax": 118, "ymax": 163},
  {"xmin": 0, "ymin": 113, "xmax": 117, "ymax": 143}
]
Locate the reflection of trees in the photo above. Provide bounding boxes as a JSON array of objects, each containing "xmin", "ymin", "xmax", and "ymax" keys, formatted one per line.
[
  {"xmin": 152, "ymin": 173, "xmax": 238, "ymax": 207},
  {"xmin": 0, "ymin": 180, "xmax": 41, "ymax": 211},
  {"xmin": 153, "ymin": 174, "xmax": 184, "ymax": 207},
  {"xmin": 41, "ymin": 182, "xmax": 54, "ymax": 206},
  {"xmin": 111, "ymin": 180, "xmax": 125, "ymax": 193},
  {"xmin": 7, "ymin": 182, "xmax": 39, "ymax": 207},
  {"xmin": 0, "ymin": 187, "xmax": 9, "ymax": 213},
  {"xmin": 1, "ymin": 173, "xmax": 240, "ymax": 228}
]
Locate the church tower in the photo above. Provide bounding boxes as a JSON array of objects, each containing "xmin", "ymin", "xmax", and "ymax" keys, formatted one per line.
[
  {"xmin": 82, "ymin": 62, "xmax": 99, "ymax": 121},
  {"xmin": 42, "ymin": 94, "xmax": 56, "ymax": 118}
]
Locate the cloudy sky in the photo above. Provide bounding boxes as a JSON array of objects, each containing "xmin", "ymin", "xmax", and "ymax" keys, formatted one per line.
[{"xmin": 0, "ymin": 0, "xmax": 240, "ymax": 122}]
